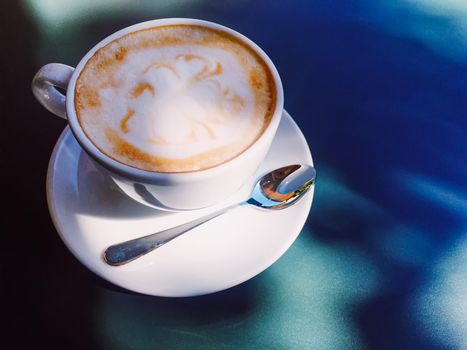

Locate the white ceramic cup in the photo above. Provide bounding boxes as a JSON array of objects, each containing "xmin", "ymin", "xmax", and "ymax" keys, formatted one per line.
[{"xmin": 32, "ymin": 18, "xmax": 284, "ymax": 211}]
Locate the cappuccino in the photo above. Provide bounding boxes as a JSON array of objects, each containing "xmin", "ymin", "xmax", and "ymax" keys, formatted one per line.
[{"xmin": 75, "ymin": 24, "xmax": 276, "ymax": 173}]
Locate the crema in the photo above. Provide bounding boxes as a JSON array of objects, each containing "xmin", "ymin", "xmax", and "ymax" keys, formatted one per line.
[{"xmin": 75, "ymin": 24, "xmax": 276, "ymax": 172}]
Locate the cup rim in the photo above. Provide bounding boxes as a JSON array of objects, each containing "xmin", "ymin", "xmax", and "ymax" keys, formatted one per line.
[{"xmin": 66, "ymin": 18, "xmax": 284, "ymax": 182}]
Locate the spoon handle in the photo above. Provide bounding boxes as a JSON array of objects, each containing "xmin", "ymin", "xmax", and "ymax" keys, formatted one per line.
[{"xmin": 103, "ymin": 204, "xmax": 238, "ymax": 266}]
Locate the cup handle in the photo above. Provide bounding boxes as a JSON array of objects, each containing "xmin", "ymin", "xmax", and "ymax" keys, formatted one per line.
[{"xmin": 32, "ymin": 63, "xmax": 75, "ymax": 120}]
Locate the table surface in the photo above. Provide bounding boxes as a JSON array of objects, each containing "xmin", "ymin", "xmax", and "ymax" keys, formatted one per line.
[{"xmin": 4, "ymin": 1, "xmax": 466, "ymax": 349}]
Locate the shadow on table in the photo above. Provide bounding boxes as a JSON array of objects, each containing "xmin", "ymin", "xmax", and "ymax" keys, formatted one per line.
[
  {"xmin": 90, "ymin": 276, "xmax": 264, "ymax": 349},
  {"xmin": 293, "ymin": 2, "xmax": 467, "ymax": 347}
]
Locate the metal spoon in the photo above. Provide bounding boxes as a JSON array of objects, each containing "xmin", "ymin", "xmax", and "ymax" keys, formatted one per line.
[{"xmin": 103, "ymin": 164, "xmax": 316, "ymax": 266}]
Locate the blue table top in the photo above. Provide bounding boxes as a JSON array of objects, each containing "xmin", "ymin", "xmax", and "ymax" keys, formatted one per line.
[{"xmin": 6, "ymin": 0, "xmax": 466, "ymax": 349}]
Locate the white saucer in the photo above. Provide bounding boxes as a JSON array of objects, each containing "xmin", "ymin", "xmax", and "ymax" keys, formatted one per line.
[{"xmin": 47, "ymin": 110, "xmax": 314, "ymax": 297}]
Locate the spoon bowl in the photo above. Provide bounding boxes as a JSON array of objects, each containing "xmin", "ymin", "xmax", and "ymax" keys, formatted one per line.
[{"xmin": 247, "ymin": 164, "xmax": 316, "ymax": 209}]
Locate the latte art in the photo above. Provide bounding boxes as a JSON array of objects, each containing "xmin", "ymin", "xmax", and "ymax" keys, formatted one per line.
[
  {"xmin": 110, "ymin": 50, "xmax": 253, "ymax": 148},
  {"xmin": 75, "ymin": 25, "xmax": 276, "ymax": 172}
]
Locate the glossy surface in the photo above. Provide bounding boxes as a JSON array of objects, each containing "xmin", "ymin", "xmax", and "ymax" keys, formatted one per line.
[
  {"xmin": 31, "ymin": 63, "xmax": 74, "ymax": 119},
  {"xmin": 103, "ymin": 164, "xmax": 315, "ymax": 266},
  {"xmin": 47, "ymin": 111, "xmax": 314, "ymax": 296},
  {"xmin": 248, "ymin": 164, "xmax": 316, "ymax": 209}
]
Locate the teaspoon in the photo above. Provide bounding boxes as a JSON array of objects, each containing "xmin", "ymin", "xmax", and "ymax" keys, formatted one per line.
[{"xmin": 103, "ymin": 164, "xmax": 316, "ymax": 266}]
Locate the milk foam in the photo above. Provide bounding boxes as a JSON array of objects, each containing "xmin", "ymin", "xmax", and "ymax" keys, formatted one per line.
[{"xmin": 75, "ymin": 25, "xmax": 275, "ymax": 172}]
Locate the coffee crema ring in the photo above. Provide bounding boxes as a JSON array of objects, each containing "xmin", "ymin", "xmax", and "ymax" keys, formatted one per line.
[{"xmin": 75, "ymin": 24, "xmax": 276, "ymax": 173}]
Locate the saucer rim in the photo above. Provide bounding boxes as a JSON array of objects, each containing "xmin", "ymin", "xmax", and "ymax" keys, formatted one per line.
[{"xmin": 46, "ymin": 110, "xmax": 314, "ymax": 297}]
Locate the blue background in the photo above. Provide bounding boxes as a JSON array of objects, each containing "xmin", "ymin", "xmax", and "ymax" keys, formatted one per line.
[{"xmin": 3, "ymin": 0, "xmax": 466, "ymax": 349}]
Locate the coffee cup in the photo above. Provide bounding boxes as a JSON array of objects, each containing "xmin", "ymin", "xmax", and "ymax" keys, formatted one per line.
[{"xmin": 32, "ymin": 18, "xmax": 283, "ymax": 210}]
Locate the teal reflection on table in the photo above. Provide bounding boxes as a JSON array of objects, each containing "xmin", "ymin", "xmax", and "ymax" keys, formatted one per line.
[
  {"xmin": 21, "ymin": 0, "xmax": 467, "ymax": 348},
  {"xmin": 92, "ymin": 229, "xmax": 380, "ymax": 350},
  {"xmin": 22, "ymin": 0, "xmax": 206, "ymax": 63}
]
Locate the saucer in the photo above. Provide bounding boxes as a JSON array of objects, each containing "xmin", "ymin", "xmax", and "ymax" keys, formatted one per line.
[{"xmin": 47, "ymin": 110, "xmax": 314, "ymax": 297}]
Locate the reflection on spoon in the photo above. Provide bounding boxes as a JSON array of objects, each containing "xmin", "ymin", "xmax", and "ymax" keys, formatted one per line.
[{"xmin": 103, "ymin": 164, "xmax": 316, "ymax": 266}]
